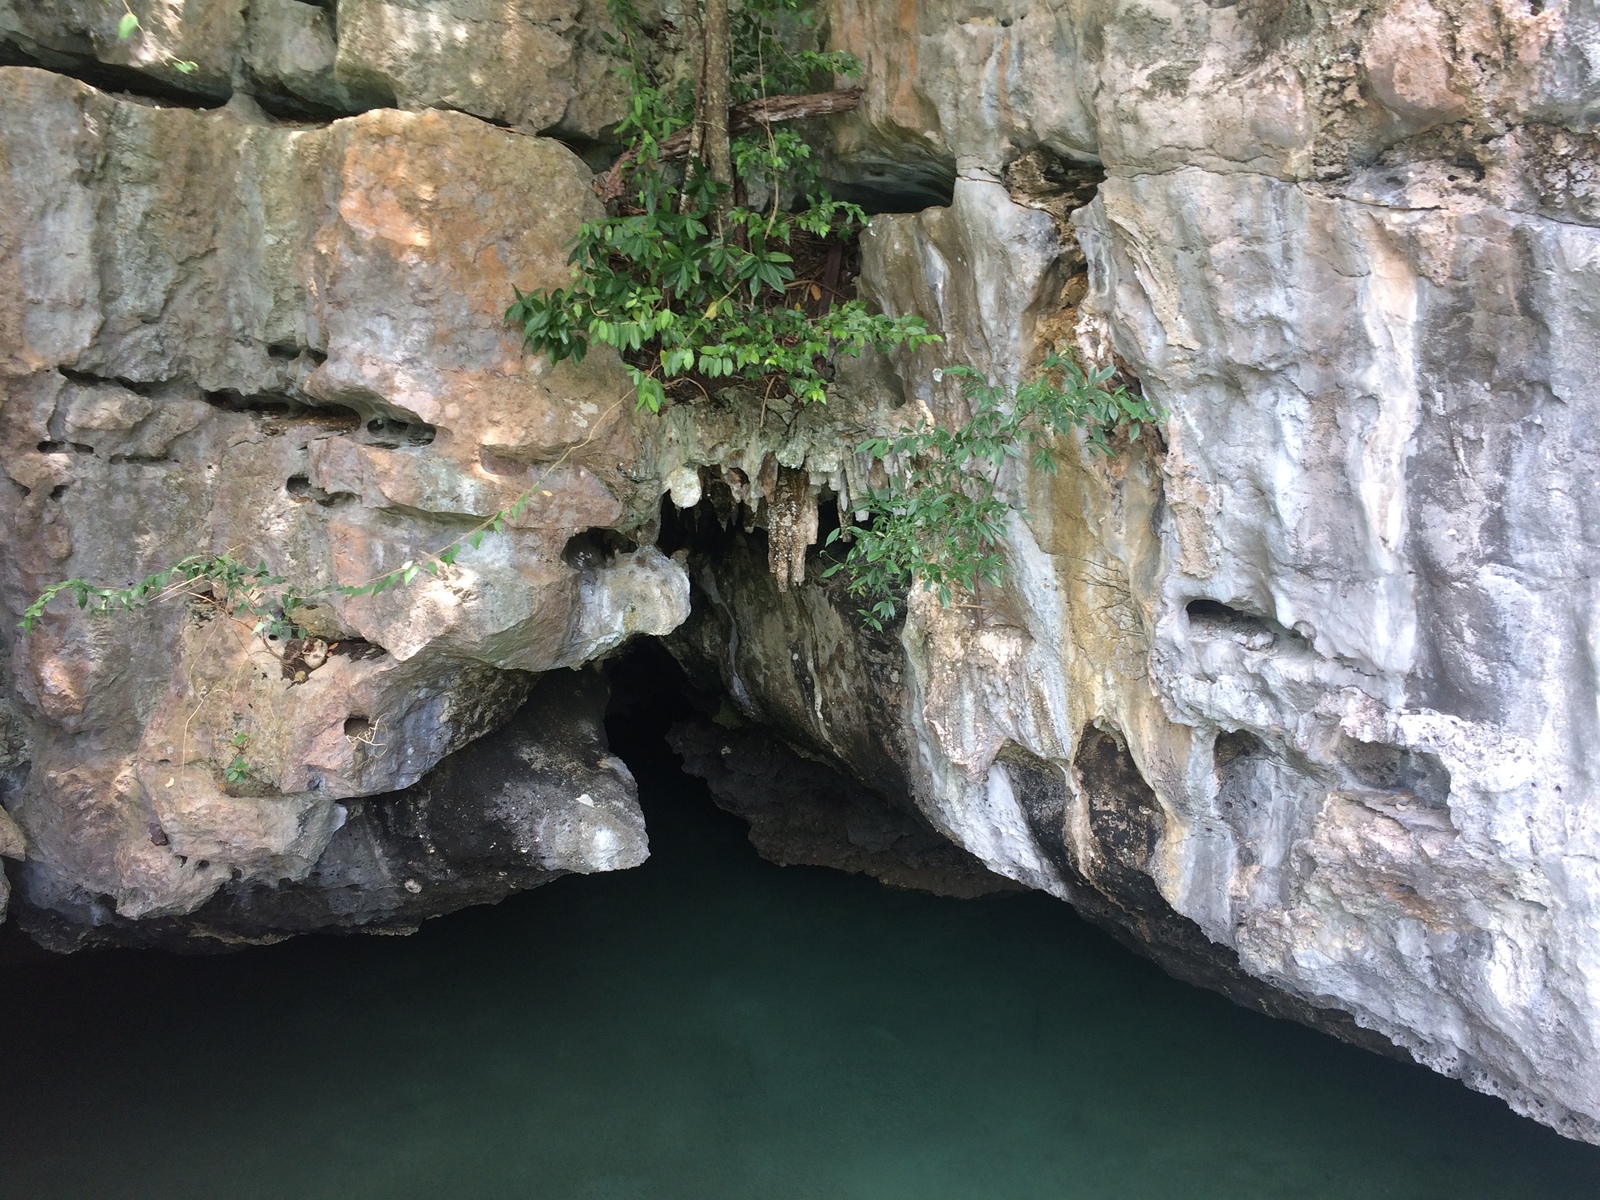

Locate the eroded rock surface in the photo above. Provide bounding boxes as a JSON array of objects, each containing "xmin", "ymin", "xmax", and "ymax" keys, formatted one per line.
[
  {"xmin": 2, "ymin": 0, "xmax": 1599, "ymax": 1152},
  {"xmin": 18, "ymin": 667, "xmax": 647, "ymax": 949},
  {"xmin": 0, "ymin": 68, "xmax": 685, "ymax": 942},
  {"xmin": 767, "ymin": 0, "xmax": 1600, "ymax": 1145}
]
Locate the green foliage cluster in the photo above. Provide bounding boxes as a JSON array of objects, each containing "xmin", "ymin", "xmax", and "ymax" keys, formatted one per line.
[
  {"xmin": 223, "ymin": 732, "xmax": 252, "ymax": 784},
  {"xmin": 826, "ymin": 355, "xmax": 1162, "ymax": 629},
  {"xmin": 20, "ymin": 0, "xmax": 1167, "ymax": 653},
  {"xmin": 507, "ymin": 0, "xmax": 938, "ymax": 412}
]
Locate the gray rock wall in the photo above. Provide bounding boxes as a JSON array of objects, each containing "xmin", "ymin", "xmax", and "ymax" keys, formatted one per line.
[
  {"xmin": 793, "ymin": 0, "xmax": 1600, "ymax": 1145},
  {"xmin": 3, "ymin": 0, "xmax": 1600, "ymax": 1148},
  {"xmin": 0, "ymin": 64, "xmax": 684, "ymax": 941},
  {"xmin": 0, "ymin": 0, "xmax": 628, "ymax": 134}
]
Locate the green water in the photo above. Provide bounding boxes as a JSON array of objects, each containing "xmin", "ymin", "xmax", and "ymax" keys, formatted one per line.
[{"xmin": 2, "ymin": 719, "xmax": 1598, "ymax": 1200}]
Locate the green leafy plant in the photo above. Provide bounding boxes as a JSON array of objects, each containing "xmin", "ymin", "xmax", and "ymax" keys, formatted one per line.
[
  {"xmin": 506, "ymin": 0, "xmax": 938, "ymax": 413},
  {"xmin": 826, "ymin": 353, "xmax": 1163, "ymax": 630},
  {"xmin": 223, "ymin": 732, "xmax": 252, "ymax": 784}
]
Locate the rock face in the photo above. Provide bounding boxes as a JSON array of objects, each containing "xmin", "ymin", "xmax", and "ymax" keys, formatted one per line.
[
  {"xmin": 0, "ymin": 67, "xmax": 685, "ymax": 942},
  {"xmin": 19, "ymin": 666, "xmax": 647, "ymax": 949},
  {"xmin": 750, "ymin": 0, "xmax": 1600, "ymax": 1145},
  {"xmin": 0, "ymin": 0, "xmax": 628, "ymax": 135},
  {"xmin": 4, "ymin": 0, "xmax": 1600, "ymax": 1151}
]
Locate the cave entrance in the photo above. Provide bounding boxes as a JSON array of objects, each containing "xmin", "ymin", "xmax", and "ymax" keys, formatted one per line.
[{"xmin": 600, "ymin": 636, "xmax": 1018, "ymax": 900}]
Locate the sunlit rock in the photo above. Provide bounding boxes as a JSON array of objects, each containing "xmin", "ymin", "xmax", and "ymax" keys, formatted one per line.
[{"xmin": 0, "ymin": 69, "xmax": 680, "ymax": 939}]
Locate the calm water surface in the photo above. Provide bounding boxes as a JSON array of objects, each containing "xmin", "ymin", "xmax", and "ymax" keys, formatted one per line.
[{"xmin": 2, "ymin": 716, "xmax": 1598, "ymax": 1200}]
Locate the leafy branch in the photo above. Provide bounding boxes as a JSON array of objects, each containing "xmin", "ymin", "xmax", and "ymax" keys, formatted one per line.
[
  {"xmin": 507, "ymin": 0, "xmax": 939, "ymax": 414},
  {"xmin": 825, "ymin": 353, "xmax": 1163, "ymax": 630}
]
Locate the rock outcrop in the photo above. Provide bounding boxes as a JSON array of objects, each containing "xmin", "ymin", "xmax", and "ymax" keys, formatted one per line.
[
  {"xmin": 780, "ymin": 0, "xmax": 1600, "ymax": 1145},
  {"xmin": 19, "ymin": 666, "xmax": 648, "ymax": 949},
  {"xmin": 0, "ymin": 0, "xmax": 628, "ymax": 135},
  {"xmin": 0, "ymin": 66, "xmax": 684, "ymax": 942},
  {"xmin": 4, "ymin": 0, "xmax": 1600, "ymax": 1150}
]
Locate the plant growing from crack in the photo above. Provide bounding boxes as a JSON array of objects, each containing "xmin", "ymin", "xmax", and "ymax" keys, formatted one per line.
[
  {"xmin": 507, "ymin": 0, "xmax": 939, "ymax": 413},
  {"xmin": 16, "ymin": 392, "xmax": 628, "ymax": 639},
  {"xmin": 223, "ymin": 731, "xmax": 253, "ymax": 785},
  {"xmin": 510, "ymin": 0, "xmax": 1163, "ymax": 624},
  {"xmin": 19, "ymin": 0, "xmax": 1162, "ymax": 655},
  {"xmin": 825, "ymin": 355, "xmax": 1163, "ymax": 630}
]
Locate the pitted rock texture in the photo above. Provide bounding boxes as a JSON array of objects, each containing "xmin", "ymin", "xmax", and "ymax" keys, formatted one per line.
[
  {"xmin": 17, "ymin": 667, "xmax": 647, "ymax": 950},
  {"xmin": 743, "ymin": 0, "xmax": 1600, "ymax": 1145},
  {"xmin": 0, "ymin": 68, "xmax": 685, "ymax": 939}
]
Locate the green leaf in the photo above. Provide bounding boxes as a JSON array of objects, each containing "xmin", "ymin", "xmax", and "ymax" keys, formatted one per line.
[{"xmin": 117, "ymin": 11, "xmax": 139, "ymax": 38}]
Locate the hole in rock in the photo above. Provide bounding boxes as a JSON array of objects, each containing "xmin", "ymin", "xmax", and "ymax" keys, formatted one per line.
[
  {"xmin": 57, "ymin": 368, "xmax": 160, "ymax": 395},
  {"xmin": 1185, "ymin": 598, "xmax": 1309, "ymax": 649},
  {"xmin": 344, "ymin": 716, "xmax": 372, "ymax": 739},
  {"xmin": 656, "ymin": 475, "xmax": 746, "ymax": 559},
  {"xmin": 203, "ymin": 391, "xmax": 289, "ymax": 417},
  {"xmin": 265, "ymin": 342, "xmax": 328, "ymax": 364},
  {"xmin": 1212, "ymin": 728, "xmax": 1265, "ymax": 772},
  {"xmin": 0, "ymin": 42, "xmax": 232, "ymax": 108},
  {"xmin": 285, "ymin": 476, "xmax": 355, "ymax": 506},
  {"xmin": 1074, "ymin": 725, "xmax": 1166, "ymax": 904},
  {"xmin": 204, "ymin": 391, "xmax": 362, "ymax": 435},
  {"xmin": 550, "ymin": 132, "xmax": 631, "ymax": 175},
  {"xmin": 1186, "ymin": 598, "xmax": 1240, "ymax": 621},
  {"xmin": 36, "ymin": 441, "xmax": 94, "ymax": 456},
  {"xmin": 329, "ymin": 638, "xmax": 388, "ymax": 662},
  {"xmin": 249, "ymin": 85, "xmax": 352, "ymax": 125},
  {"xmin": 604, "ymin": 639, "xmax": 1013, "ymax": 899},
  {"xmin": 819, "ymin": 160, "xmax": 956, "ymax": 214},
  {"xmin": 1003, "ymin": 147, "xmax": 1106, "ymax": 215},
  {"xmin": 562, "ymin": 527, "xmax": 639, "ymax": 569},
  {"xmin": 364, "ymin": 416, "xmax": 436, "ymax": 447},
  {"xmin": 1337, "ymin": 737, "xmax": 1452, "ymax": 809},
  {"xmin": 1212, "ymin": 729, "xmax": 1278, "ymax": 824}
]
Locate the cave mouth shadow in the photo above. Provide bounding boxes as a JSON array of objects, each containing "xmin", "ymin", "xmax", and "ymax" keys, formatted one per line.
[
  {"xmin": 603, "ymin": 637, "xmax": 714, "ymax": 784},
  {"xmin": 602, "ymin": 634, "xmax": 1024, "ymax": 900}
]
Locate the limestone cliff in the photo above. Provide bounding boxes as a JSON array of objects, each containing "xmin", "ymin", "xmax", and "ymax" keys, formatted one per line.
[
  {"xmin": 3, "ymin": 0, "xmax": 1600, "ymax": 1147},
  {"xmin": 0, "ymin": 58, "xmax": 680, "ymax": 942}
]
